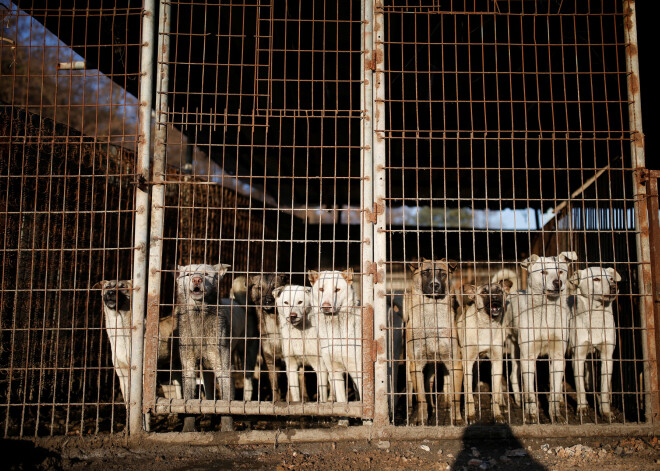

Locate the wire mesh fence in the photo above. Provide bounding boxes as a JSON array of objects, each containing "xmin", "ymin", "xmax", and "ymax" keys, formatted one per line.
[{"xmin": 0, "ymin": 0, "xmax": 656, "ymax": 437}]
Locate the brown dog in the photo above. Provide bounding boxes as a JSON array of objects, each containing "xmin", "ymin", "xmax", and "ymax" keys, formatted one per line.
[
  {"xmin": 403, "ymin": 259, "xmax": 463, "ymax": 425},
  {"xmin": 248, "ymin": 273, "xmax": 289, "ymax": 401}
]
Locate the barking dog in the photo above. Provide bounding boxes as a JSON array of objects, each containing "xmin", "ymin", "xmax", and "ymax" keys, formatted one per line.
[
  {"xmin": 504, "ymin": 251, "xmax": 578, "ymax": 423},
  {"xmin": 248, "ymin": 273, "xmax": 289, "ymax": 401},
  {"xmin": 274, "ymin": 284, "xmax": 329, "ymax": 402},
  {"xmin": 96, "ymin": 280, "xmax": 182, "ymax": 404},
  {"xmin": 403, "ymin": 259, "xmax": 462, "ymax": 425},
  {"xmin": 308, "ymin": 269, "xmax": 362, "ymax": 403},
  {"xmin": 175, "ymin": 264, "xmax": 233, "ymax": 432},
  {"xmin": 456, "ymin": 281, "xmax": 513, "ymax": 423},
  {"xmin": 569, "ymin": 266, "xmax": 621, "ymax": 421}
]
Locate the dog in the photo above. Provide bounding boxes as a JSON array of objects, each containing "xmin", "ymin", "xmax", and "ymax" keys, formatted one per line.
[
  {"xmin": 227, "ymin": 276, "xmax": 259, "ymax": 401},
  {"xmin": 308, "ymin": 269, "xmax": 362, "ymax": 403},
  {"xmin": 568, "ymin": 266, "xmax": 621, "ymax": 421},
  {"xmin": 403, "ymin": 259, "xmax": 462, "ymax": 425},
  {"xmin": 491, "ymin": 267, "xmax": 523, "ymax": 404},
  {"xmin": 175, "ymin": 263, "xmax": 233, "ymax": 432},
  {"xmin": 248, "ymin": 273, "xmax": 289, "ymax": 401},
  {"xmin": 96, "ymin": 279, "xmax": 182, "ymax": 404},
  {"xmin": 456, "ymin": 280, "xmax": 513, "ymax": 423},
  {"xmin": 274, "ymin": 284, "xmax": 329, "ymax": 402},
  {"xmin": 503, "ymin": 251, "xmax": 578, "ymax": 423}
]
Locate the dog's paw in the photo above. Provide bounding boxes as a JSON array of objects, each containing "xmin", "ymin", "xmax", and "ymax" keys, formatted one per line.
[
  {"xmin": 494, "ymin": 414, "xmax": 507, "ymax": 424},
  {"xmin": 551, "ymin": 414, "xmax": 566, "ymax": 424},
  {"xmin": 524, "ymin": 412, "xmax": 539, "ymax": 424},
  {"xmin": 576, "ymin": 405, "xmax": 590, "ymax": 416},
  {"xmin": 601, "ymin": 411, "xmax": 615, "ymax": 422}
]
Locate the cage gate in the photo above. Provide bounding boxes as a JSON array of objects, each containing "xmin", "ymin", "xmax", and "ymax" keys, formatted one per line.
[{"xmin": 0, "ymin": 0, "xmax": 658, "ymax": 438}]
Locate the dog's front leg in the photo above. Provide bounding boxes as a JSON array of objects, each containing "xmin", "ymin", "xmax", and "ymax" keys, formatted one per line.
[
  {"xmin": 573, "ymin": 343, "xmax": 590, "ymax": 416},
  {"xmin": 449, "ymin": 355, "xmax": 464, "ymax": 425},
  {"xmin": 411, "ymin": 360, "xmax": 428, "ymax": 425},
  {"xmin": 548, "ymin": 344, "xmax": 566, "ymax": 423},
  {"xmin": 599, "ymin": 344, "xmax": 615, "ymax": 421},
  {"xmin": 520, "ymin": 343, "xmax": 539, "ymax": 422},
  {"xmin": 180, "ymin": 351, "xmax": 198, "ymax": 432},
  {"xmin": 491, "ymin": 348, "xmax": 506, "ymax": 423},
  {"xmin": 316, "ymin": 360, "xmax": 329, "ymax": 402},
  {"xmin": 285, "ymin": 357, "xmax": 301, "ymax": 402},
  {"xmin": 507, "ymin": 338, "xmax": 522, "ymax": 406},
  {"xmin": 263, "ymin": 345, "xmax": 281, "ymax": 402},
  {"xmin": 463, "ymin": 354, "xmax": 476, "ymax": 422}
]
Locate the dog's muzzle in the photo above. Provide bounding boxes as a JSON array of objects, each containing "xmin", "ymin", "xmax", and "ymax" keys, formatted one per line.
[
  {"xmin": 486, "ymin": 301, "xmax": 503, "ymax": 317},
  {"xmin": 103, "ymin": 293, "xmax": 117, "ymax": 309},
  {"xmin": 321, "ymin": 302, "xmax": 336, "ymax": 315}
]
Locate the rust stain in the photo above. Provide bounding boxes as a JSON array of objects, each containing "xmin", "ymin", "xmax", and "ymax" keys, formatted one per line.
[{"xmin": 629, "ymin": 73, "xmax": 640, "ymax": 95}]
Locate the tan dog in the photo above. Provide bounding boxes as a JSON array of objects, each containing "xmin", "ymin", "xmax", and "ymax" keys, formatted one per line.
[
  {"xmin": 456, "ymin": 280, "xmax": 513, "ymax": 423},
  {"xmin": 403, "ymin": 259, "xmax": 462, "ymax": 425}
]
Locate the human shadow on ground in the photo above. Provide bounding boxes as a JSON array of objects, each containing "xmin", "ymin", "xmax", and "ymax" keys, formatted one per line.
[{"xmin": 452, "ymin": 423, "xmax": 546, "ymax": 470}]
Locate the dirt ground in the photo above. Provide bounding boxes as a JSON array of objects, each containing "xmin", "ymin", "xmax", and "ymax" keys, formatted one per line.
[{"xmin": 3, "ymin": 431, "xmax": 659, "ymax": 471}]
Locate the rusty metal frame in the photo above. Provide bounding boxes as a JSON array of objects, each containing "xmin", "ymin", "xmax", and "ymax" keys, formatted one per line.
[{"xmin": 624, "ymin": 0, "xmax": 658, "ymax": 423}]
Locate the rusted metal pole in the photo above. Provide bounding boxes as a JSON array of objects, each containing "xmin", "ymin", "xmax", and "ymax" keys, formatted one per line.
[
  {"xmin": 371, "ymin": 0, "xmax": 389, "ymax": 430},
  {"xmin": 130, "ymin": 0, "xmax": 156, "ymax": 435},
  {"xmin": 623, "ymin": 0, "xmax": 658, "ymax": 423},
  {"xmin": 360, "ymin": 0, "xmax": 376, "ymax": 425},
  {"xmin": 143, "ymin": 0, "xmax": 171, "ymax": 430}
]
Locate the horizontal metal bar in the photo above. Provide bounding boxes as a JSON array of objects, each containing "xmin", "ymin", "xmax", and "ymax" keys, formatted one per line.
[{"xmin": 151, "ymin": 399, "xmax": 364, "ymax": 417}]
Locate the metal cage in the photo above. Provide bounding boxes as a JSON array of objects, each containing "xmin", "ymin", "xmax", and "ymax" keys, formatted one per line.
[{"xmin": 0, "ymin": 0, "xmax": 656, "ymax": 437}]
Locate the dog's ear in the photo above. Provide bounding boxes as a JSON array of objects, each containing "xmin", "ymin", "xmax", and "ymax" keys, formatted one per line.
[
  {"xmin": 232, "ymin": 276, "xmax": 247, "ymax": 294},
  {"xmin": 408, "ymin": 261, "xmax": 419, "ymax": 273},
  {"xmin": 176, "ymin": 265, "xmax": 186, "ymax": 279},
  {"xmin": 462, "ymin": 284, "xmax": 477, "ymax": 304},
  {"xmin": 520, "ymin": 254, "xmax": 540, "ymax": 270},
  {"xmin": 446, "ymin": 260, "xmax": 458, "ymax": 272},
  {"xmin": 214, "ymin": 264, "xmax": 231, "ymax": 279},
  {"xmin": 308, "ymin": 270, "xmax": 320, "ymax": 284},
  {"xmin": 558, "ymin": 251, "xmax": 579, "ymax": 263},
  {"xmin": 342, "ymin": 268, "xmax": 354, "ymax": 284},
  {"xmin": 500, "ymin": 279, "xmax": 514, "ymax": 294},
  {"xmin": 569, "ymin": 271, "xmax": 581, "ymax": 288},
  {"xmin": 606, "ymin": 267, "xmax": 622, "ymax": 282},
  {"xmin": 277, "ymin": 273, "xmax": 289, "ymax": 285},
  {"xmin": 272, "ymin": 286, "xmax": 284, "ymax": 299},
  {"xmin": 92, "ymin": 280, "xmax": 107, "ymax": 290}
]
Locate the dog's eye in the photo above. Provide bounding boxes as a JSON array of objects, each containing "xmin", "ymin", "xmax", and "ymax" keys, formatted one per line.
[
  {"xmin": 593, "ymin": 277, "xmax": 601, "ymax": 282},
  {"xmin": 541, "ymin": 270, "xmax": 548, "ymax": 275},
  {"xmin": 440, "ymin": 273, "xmax": 447, "ymax": 279},
  {"xmin": 334, "ymin": 287, "xmax": 340, "ymax": 293},
  {"xmin": 318, "ymin": 288, "xmax": 324, "ymax": 292},
  {"xmin": 297, "ymin": 300, "xmax": 303, "ymax": 305},
  {"xmin": 284, "ymin": 301, "xmax": 289, "ymax": 305}
]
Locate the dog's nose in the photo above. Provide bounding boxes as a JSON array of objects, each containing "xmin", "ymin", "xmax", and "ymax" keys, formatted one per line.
[
  {"xmin": 432, "ymin": 281, "xmax": 441, "ymax": 291},
  {"xmin": 321, "ymin": 301, "xmax": 333, "ymax": 310},
  {"xmin": 552, "ymin": 279, "xmax": 562, "ymax": 289},
  {"xmin": 192, "ymin": 275, "xmax": 203, "ymax": 286}
]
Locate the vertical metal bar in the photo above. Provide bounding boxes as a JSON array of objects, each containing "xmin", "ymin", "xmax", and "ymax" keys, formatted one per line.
[
  {"xmin": 130, "ymin": 0, "xmax": 156, "ymax": 435},
  {"xmin": 371, "ymin": 0, "xmax": 389, "ymax": 429},
  {"xmin": 361, "ymin": 0, "xmax": 375, "ymax": 422},
  {"xmin": 144, "ymin": 0, "xmax": 171, "ymax": 421},
  {"xmin": 647, "ymin": 172, "xmax": 660, "ymax": 421},
  {"xmin": 623, "ymin": 0, "xmax": 658, "ymax": 422}
]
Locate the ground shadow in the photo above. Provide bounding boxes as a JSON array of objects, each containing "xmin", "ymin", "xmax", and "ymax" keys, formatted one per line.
[
  {"xmin": 0, "ymin": 438, "xmax": 63, "ymax": 470},
  {"xmin": 453, "ymin": 423, "xmax": 546, "ymax": 470}
]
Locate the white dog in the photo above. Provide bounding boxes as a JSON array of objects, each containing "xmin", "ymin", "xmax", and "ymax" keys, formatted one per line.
[
  {"xmin": 274, "ymin": 284, "xmax": 329, "ymax": 402},
  {"xmin": 457, "ymin": 280, "xmax": 512, "ymax": 422},
  {"xmin": 504, "ymin": 251, "xmax": 578, "ymax": 422},
  {"xmin": 569, "ymin": 266, "xmax": 621, "ymax": 421},
  {"xmin": 308, "ymin": 269, "xmax": 362, "ymax": 402},
  {"xmin": 95, "ymin": 280, "xmax": 182, "ymax": 403}
]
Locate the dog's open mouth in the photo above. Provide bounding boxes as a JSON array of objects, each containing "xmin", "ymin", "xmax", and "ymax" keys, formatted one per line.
[
  {"xmin": 103, "ymin": 295, "xmax": 117, "ymax": 309},
  {"xmin": 545, "ymin": 289, "xmax": 561, "ymax": 296},
  {"xmin": 190, "ymin": 287, "xmax": 204, "ymax": 298},
  {"xmin": 487, "ymin": 302, "xmax": 503, "ymax": 317},
  {"xmin": 321, "ymin": 307, "xmax": 337, "ymax": 315}
]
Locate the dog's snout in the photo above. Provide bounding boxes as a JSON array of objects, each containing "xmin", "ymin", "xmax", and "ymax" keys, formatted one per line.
[
  {"xmin": 552, "ymin": 279, "xmax": 562, "ymax": 289},
  {"xmin": 431, "ymin": 281, "xmax": 441, "ymax": 291},
  {"xmin": 191, "ymin": 275, "xmax": 203, "ymax": 286}
]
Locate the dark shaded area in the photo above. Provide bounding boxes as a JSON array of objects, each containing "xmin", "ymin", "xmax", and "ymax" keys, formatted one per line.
[{"xmin": 0, "ymin": 438, "xmax": 62, "ymax": 470}]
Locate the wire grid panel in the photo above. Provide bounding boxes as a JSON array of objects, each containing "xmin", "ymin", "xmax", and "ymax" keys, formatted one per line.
[
  {"xmin": 0, "ymin": 3, "xmax": 143, "ymax": 436},
  {"xmin": 380, "ymin": 0, "xmax": 654, "ymax": 426},
  {"xmin": 144, "ymin": 0, "xmax": 369, "ymax": 427}
]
